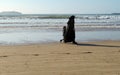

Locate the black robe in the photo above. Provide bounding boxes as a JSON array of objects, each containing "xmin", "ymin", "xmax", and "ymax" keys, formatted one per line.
[{"xmin": 64, "ymin": 18, "xmax": 75, "ymax": 42}]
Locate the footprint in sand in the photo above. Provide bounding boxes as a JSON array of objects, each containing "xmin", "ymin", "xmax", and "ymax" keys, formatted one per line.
[
  {"xmin": 32, "ymin": 54, "xmax": 39, "ymax": 56},
  {"xmin": 118, "ymin": 50, "xmax": 120, "ymax": 52},
  {"xmin": 65, "ymin": 53, "xmax": 71, "ymax": 54},
  {"xmin": 83, "ymin": 52, "xmax": 92, "ymax": 54},
  {"xmin": 51, "ymin": 52, "xmax": 71, "ymax": 55},
  {"xmin": 0, "ymin": 55, "xmax": 8, "ymax": 58},
  {"xmin": 61, "ymin": 53, "xmax": 71, "ymax": 55}
]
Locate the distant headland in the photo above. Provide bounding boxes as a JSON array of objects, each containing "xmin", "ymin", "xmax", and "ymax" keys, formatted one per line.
[{"xmin": 0, "ymin": 11, "xmax": 22, "ymax": 15}]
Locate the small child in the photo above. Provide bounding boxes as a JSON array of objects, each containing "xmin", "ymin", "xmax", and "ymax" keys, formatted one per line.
[{"xmin": 60, "ymin": 26, "xmax": 66, "ymax": 43}]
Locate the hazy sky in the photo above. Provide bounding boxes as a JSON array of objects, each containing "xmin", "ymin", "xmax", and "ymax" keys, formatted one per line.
[{"xmin": 0, "ymin": 0, "xmax": 119, "ymax": 14}]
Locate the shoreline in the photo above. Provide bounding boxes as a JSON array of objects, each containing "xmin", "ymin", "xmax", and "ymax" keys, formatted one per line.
[
  {"xmin": 0, "ymin": 40, "xmax": 120, "ymax": 46},
  {"xmin": 0, "ymin": 30, "xmax": 120, "ymax": 46}
]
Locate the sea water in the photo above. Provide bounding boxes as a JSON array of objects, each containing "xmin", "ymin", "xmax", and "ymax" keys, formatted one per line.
[{"xmin": 0, "ymin": 14, "xmax": 120, "ymax": 45}]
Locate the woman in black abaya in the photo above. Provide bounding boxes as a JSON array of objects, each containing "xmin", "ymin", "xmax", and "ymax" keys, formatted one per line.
[{"xmin": 64, "ymin": 15, "xmax": 77, "ymax": 44}]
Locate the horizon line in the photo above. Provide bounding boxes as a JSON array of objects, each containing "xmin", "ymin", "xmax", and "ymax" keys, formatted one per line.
[
  {"xmin": 0, "ymin": 11, "xmax": 119, "ymax": 14},
  {"xmin": 0, "ymin": 11, "xmax": 119, "ymax": 15}
]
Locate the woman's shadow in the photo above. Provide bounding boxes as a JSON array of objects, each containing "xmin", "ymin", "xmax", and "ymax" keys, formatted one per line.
[{"xmin": 75, "ymin": 43, "xmax": 120, "ymax": 48}]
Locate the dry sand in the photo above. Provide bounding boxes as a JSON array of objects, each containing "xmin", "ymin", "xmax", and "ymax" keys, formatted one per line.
[{"xmin": 0, "ymin": 41, "xmax": 120, "ymax": 75}]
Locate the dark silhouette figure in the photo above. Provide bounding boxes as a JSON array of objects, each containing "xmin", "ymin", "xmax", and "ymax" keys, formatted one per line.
[
  {"xmin": 60, "ymin": 26, "xmax": 66, "ymax": 42},
  {"xmin": 60, "ymin": 15, "xmax": 77, "ymax": 44}
]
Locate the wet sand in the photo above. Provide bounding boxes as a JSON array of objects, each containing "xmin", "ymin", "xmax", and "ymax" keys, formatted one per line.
[{"xmin": 0, "ymin": 41, "xmax": 120, "ymax": 75}]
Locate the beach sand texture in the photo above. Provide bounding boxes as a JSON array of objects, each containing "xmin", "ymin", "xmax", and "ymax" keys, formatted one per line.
[{"xmin": 0, "ymin": 41, "xmax": 120, "ymax": 75}]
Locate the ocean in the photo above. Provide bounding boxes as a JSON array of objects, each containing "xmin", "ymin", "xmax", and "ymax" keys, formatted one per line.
[{"xmin": 0, "ymin": 14, "xmax": 120, "ymax": 45}]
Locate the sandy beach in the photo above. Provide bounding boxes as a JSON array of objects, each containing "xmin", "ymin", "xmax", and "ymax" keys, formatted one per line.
[{"xmin": 0, "ymin": 41, "xmax": 120, "ymax": 75}]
